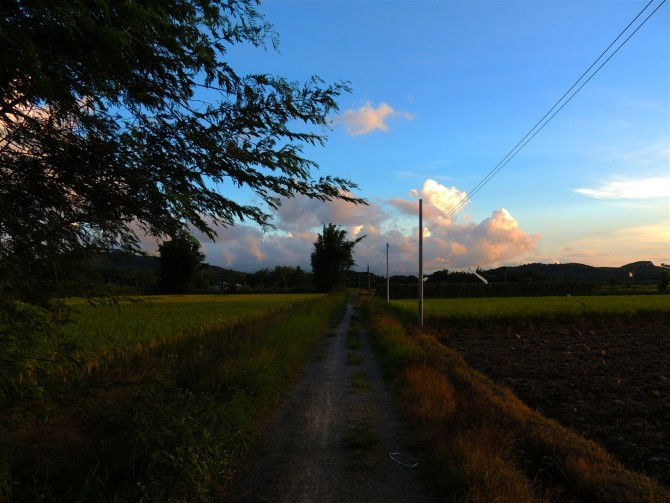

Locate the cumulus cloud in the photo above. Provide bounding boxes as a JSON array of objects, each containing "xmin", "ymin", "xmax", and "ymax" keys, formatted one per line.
[
  {"xmin": 574, "ymin": 175, "xmax": 670, "ymax": 199},
  {"xmin": 153, "ymin": 179, "xmax": 541, "ymax": 275},
  {"xmin": 197, "ymin": 224, "xmax": 316, "ymax": 272},
  {"xmin": 275, "ymin": 192, "xmax": 383, "ymax": 232},
  {"xmin": 391, "ymin": 179, "xmax": 469, "ymax": 221},
  {"xmin": 336, "ymin": 102, "xmax": 414, "ymax": 136},
  {"xmin": 348, "ymin": 180, "xmax": 541, "ymax": 274},
  {"xmin": 355, "ymin": 207, "xmax": 540, "ymax": 274}
]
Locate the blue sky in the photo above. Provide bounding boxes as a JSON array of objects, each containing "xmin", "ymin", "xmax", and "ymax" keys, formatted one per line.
[{"xmin": 180, "ymin": 0, "xmax": 669, "ymax": 275}]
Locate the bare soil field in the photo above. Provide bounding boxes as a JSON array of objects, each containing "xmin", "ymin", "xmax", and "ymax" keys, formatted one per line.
[{"xmin": 438, "ymin": 321, "xmax": 670, "ymax": 487}]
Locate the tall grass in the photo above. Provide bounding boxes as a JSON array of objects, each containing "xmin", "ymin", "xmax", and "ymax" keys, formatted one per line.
[
  {"xmin": 0, "ymin": 293, "xmax": 346, "ymax": 502},
  {"xmin": 361, "ymin": 295, "xmax": 670, "ymax": 502}
]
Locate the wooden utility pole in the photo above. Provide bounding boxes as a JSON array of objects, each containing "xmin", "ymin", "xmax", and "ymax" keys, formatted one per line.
[
  {"xmin": 418, "ymin": 198, "xmax": 423, "ymax": 327},
  {"xmin": 386, "ymin": 243, "xmax": 390, "ymax": 302}
]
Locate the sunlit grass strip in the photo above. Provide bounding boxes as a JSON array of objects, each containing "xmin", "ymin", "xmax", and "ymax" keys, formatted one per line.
[
  {"xmin": 393, "ymin": 295, "xmax": 670, "ymax": 330},
  {"xmin": 361, "ymin": 295, "xmax": 670, "ymax": 502}
]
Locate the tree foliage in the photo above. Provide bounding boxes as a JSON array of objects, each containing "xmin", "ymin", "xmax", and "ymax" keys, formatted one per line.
[
  {"xmin": 310, "ymin": 224, "xmax": 365, "ymax": 293},
  {"xmin": 0, "ymin": 0, "xmax": 364, "ymax": 305},
  {"xmin": 659, "ymin": 269, "xmax": 670, "ymax": 292},
  {"xmin": 159, "ymin": 233, "xmax": 205, "ymax": 294},
  {"xmin": 247, "ymin": 265, "xmax": 312, "ymax": 291}
]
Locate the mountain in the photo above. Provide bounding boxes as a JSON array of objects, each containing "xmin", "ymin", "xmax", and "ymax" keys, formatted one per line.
[
  {"xmin": 93, "ymin": 251, "xmax": 249, "ymax": 288},
  {"xmin": 482, "ymin": 261, "xmax": 663, "ymax": 284}
]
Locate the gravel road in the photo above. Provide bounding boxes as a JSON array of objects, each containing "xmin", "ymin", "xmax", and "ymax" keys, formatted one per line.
[{"xmin": 227, "ymin": 300, "xmax": 434, "ymax": 503}]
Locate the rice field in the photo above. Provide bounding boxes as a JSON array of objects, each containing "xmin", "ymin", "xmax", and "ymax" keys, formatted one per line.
[
  {"xmin": 3, "ymin": 293, "xmax": 345, "ymax": 501},
  {"xmin": 393, "ymin": 294, "xmax": 670, "ymax": 328},
  {"xmin": 64, "ymin": 293, "xmax": 324, "ymax": 358}
]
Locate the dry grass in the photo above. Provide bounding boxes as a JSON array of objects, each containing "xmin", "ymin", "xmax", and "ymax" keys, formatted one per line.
[{"xmin": 361, "ymin": 295, "xmax": 670, "ymax": 502}]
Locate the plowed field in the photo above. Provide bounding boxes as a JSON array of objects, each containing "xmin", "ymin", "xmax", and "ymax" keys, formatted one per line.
[{"xmin": 438, "ymin": 322, "xmax": 670, "ymax": 487}]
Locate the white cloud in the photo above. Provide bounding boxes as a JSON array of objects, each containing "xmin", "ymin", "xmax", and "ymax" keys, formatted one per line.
[
  {"xmin": 336, "ymin": 102, "xmax": 414, "ymax": 136},
  {"xmin": 352, "ymin": 180, "xmax": 541, "ymax": 274},
  {"xmin": 389, "ymin": 180, "xmax": 468, "ymax": 229},
  {"xmin": 155, "ymin": 179, "xmax": 541, "ymax": 275},
  {"xmin": 275, "ymin": 191, "xmax": 383, "ymax": 232},
  {"xmin": 198, "ymin": 224, "xmax": 316, "ymax": 272},
  {"xmin": 575, "ymin": 175, "xmax": 670, "ymax": 199}
]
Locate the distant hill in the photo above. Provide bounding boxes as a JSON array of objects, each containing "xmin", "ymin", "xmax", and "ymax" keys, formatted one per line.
[
  {"xmin": 93, "ymin": 250, "xmax": 160, "ymax": 272},
  {"xmin": 96, "ymin": 252, "xmax": 665, "ymax": 287},
  {"xmin": 93, "ymin": 251, "xmax": 249, "ymax": 285},
  {"xmin": 483, "ymin": 261, "xmax": 663, "ymax": 284}
]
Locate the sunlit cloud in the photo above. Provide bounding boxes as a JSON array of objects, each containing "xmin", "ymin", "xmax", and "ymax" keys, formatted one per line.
[
  {"xmin": 275, "ymin": 192, "xmax": 384, "ymax": 233},
  {"xmin": 554, "ymin": 220, "xmax": 670, "ymax": 266},
  {"xmin": 336, "ymin": 102, "xmax": 414, "ymax": 136},
  {"xmin": 390, "ymin": 179, "xmax": 468, "ymax": 222},
  {"xmin": 197, "ymin": 224, "xmax": 315, "ymax": 272},
  {"xmin": 354, "ymin": 180, "xmax": 541, "ymax": 274},
  {"xmin": 173, "ymin": 179, "xmax": 544, "ymax": 274},
  {"xmin": 574, "ymin": 175, "xmax": 670, "ymax": 199}
]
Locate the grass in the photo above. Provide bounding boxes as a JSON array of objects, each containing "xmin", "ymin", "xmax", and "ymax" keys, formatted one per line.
[
  {"xmin": 6, "ymin": 294, "xmax": 324, "ymax": 394},
  {"xmin": 345, "ymin": 420, "xmax": 380, "ymax": 471},
  {"xmin": 346, "ymin": 420, "xmax": 379, "ymax": 449},
  {"xmin": 360, "ymin": 294, "xmax": 670, "ymax": 502},
  {"xmin": 65, "ymin": 293, "xmax": 322, "ymax": 354},
  {"xmin": 350, "ymin": 370, "xmax": 372, "ymax": 391},
  {"xmin": 347, "ymin": 351, "xmax": 364, "ymax": 365},
  {"xmin": 347, "ymin": 319, "xmax": 361, "ymax": 350},
  {"xmin": 0, "ymin": 293, "xmax": 346, "ymax": 502},
  {"xmin": 394, "ymin": 294, "xmax": 670, "ymax": 331}
]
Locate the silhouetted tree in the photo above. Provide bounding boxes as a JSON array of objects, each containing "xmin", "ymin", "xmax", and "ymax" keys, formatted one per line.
[
  {"xmin": 158, "ymin": 233, "xmax": 204, "ymax": 294},
  {"xmin": 311, "ymin": 224, "xmax": 365, "ymax": 293},
  {"xmin": 1, "ymin": 1, "xmax": 365, "ymax": 357},
  {"xmin": 659, "ymin": 269, "xmax": 670, "ymax": 292}
]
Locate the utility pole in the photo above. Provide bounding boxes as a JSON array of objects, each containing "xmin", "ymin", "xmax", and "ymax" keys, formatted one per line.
[
  {"xmin": 418, "ymin": 198, "xmax": 423, "ymax": 327},
  {"xmin": 386, "ymin": 243, "xmax": 390, "ymax": 302}
]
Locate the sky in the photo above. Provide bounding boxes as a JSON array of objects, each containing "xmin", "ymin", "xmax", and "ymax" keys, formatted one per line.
[{"xmin": 176, "ymin": 0, "xmax": 669, "ymax": 276}]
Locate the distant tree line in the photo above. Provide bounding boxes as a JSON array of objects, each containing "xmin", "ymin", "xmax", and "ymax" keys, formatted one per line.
[
  {"xmin": 374, "ymin": 266, "xmax": 668, "ymax": 299},
  {"xmin": 94, "ymin": 223, "xmax": 365, "ymax": 295}
]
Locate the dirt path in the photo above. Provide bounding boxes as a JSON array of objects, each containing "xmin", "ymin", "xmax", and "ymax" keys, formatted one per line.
[{"xmin": 227, "ymin": 300, "xmax": 434, "ymax": 503}]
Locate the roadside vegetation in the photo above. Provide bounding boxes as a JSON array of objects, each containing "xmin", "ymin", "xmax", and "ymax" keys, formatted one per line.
[
  {"xmin": 0, "ymin": 293, "xmax": 346, "ymax": 501},
  {"xmin": 361, "ymin": 294, "xmax": 670, "ymax": 502}
]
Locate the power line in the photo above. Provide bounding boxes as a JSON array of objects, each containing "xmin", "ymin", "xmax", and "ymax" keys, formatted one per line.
[{"xmin": 388, "ymin": 0, "xmax": 666, "ymax": 251}]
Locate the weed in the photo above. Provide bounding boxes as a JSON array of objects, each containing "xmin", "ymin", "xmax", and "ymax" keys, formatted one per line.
[
  {"xmin": 346, "ymin": 421, "xmax": 379, "ymax": 449},
  {"xmin": 349, "ymin": 371, "xmax": 372, "ymax": 391},
  {"xmin": 347, "ymin": 320, "xmax": 361, "ymax": 350},
  {"xmin": 347, "ymin": 351, "xmax": 364, "ymax": 365},
  {"xmin": 345, "ymin": 420, "xmax": 379, "ymax": 471}
]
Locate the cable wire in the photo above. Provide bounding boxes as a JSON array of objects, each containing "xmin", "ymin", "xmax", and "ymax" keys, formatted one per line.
[{"xmin": 389, "ymin": 0, "xmax": 666, "ymax": 251}]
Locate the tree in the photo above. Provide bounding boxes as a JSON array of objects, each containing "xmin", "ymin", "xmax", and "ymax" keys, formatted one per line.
[
  {"xmin": 0, "ymin": 1, "xmax": 367, "ymax": 396},
  {"xmin": 0, "ymin": 2, "xmax": 365, "ymax": 316},
  {"xmin": 659, "ymin": 269, "xmax": 670, "ymax": 293},
  {"xmin": 159, "ymin": 233, "xmax": 205, "ymax": 294},
  {"xmin": 311, "ymin": 224, "xmax": 365, "ymax": 293}
]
